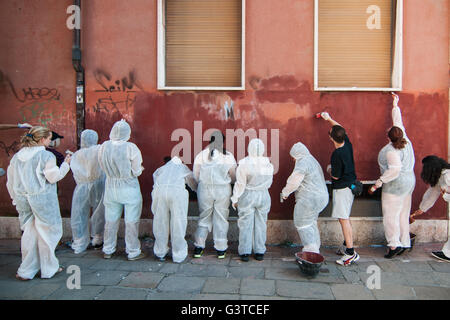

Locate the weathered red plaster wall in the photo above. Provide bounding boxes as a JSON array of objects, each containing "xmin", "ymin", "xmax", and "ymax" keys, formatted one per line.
[{"xmin": 0, "ymin": 0, "xmax": 448, "ymax": 221}]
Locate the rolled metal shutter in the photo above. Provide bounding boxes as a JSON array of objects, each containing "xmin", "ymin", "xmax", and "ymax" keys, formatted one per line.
[
  {"xmin": 165, "ymin": 0, "xmax": 242, "ymax": 87},
  {"xmin": 318, "ymin": 0, "xmax": 393, "ymax": 88}
]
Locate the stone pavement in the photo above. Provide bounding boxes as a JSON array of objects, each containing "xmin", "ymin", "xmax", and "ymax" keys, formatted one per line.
[{"xmin": 0, "ymin": 238, "xmax": 449, "ymax": 300}]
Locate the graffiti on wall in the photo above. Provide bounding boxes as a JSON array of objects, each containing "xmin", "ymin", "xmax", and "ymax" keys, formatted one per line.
[
  {"xmin": 0, "ymin": 70, "xmax": 66, "ymax": 127},
  {"xmin": 90, "ymin": 69, "xmax": 143, "ymax": 120},
  {"xmin": 0, "ymin": 140, "xmax": 19, "ymax": 157}
]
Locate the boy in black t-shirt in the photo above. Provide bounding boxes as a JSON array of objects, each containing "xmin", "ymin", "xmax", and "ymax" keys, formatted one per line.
[{"xmin": 320, "ymin": 112, "xmax": 360, "ymax": 266}]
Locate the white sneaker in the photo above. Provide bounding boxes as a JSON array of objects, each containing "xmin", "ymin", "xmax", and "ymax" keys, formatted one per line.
[{"xmin": 336, "ymin": 252, "xmax": 360, "ymax": 266}]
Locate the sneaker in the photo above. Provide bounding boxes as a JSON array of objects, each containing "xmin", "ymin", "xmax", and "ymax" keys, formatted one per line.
[
  {"xmin": 156, "ymin": 253, "xmax": 170, "ymax": 262},
  {"xmin": 217, "ymin": 250, "xmax": 226, "ymax": 259},
  {"xmin": 240, "ymin": 254, "xmax": 250, "ymax": 262},
  {"xmin": 431, "ymin": 251, "xmax": 450, "ymax": 263},
  {"xmin": 254, "ymin": 253, "xmax": 264, "ymax": 261},
  {"xmin": 336, "ymin": 244, "xmax": 346, "ymax": 256},
  {"xmin": 128, "ymin": 252, "xmax": 146, "ymax": 261},
  {"xmin": 384, "ymin": 247, "xmax": 403, "ymax": 259},
  {"xmin": 336, "ymin": 252, "xmax": 360, "ymax": 266},
  {"xmin": 93, "ymin": 242, "xmax": 103, "ymax": 250},
  {"xmin": 397, "ymin": 247, "xmax": 407, "ymax": 256},
  {"xmin": 103, "ymin": 253, "xmax": 113, "ymax": 259},
  {"xmin": 193, "ymin": 247, "xmax": 204, "ymax": 258}
]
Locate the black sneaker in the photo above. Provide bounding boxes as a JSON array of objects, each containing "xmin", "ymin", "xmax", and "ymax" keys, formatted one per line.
[
  {"xmin": 254, "ymin": 253, "xmax": 264, "ymax": 261},
  {"xmin": 240, "ymin": 254, "xmax": 250, "ymax": 262},
  {"xmin": 431, "ymin": 251, "xmax": 450, "ymax": 263},
  {"xmin": 397, "ymin": 247, "xmax": 407, "ymax": 256},
  {"xmin": 193, "ymin": 247, "xmax": 204, "ymax": 258},
  {"xmin": 384, "ymin": 247, "xmax": 403, "ymax": 259},
  {"xmin": 217, "ymin": 250, "xmax": 226, "ymax": 259}
]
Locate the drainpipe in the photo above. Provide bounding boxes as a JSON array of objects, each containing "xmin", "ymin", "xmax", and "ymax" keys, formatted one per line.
[{"xmin": 72, "ymin": 0, "xmax": 84, "ymax": 149}]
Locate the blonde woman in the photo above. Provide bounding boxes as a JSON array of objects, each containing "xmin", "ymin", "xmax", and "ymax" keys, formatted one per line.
[{"xmin": 7, "ymin": 126, "xmax": 71, "ymax": 280}]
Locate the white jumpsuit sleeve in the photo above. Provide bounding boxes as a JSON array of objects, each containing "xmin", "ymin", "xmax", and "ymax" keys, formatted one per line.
[
  {"xmin": 378, "ymin": 150, "xmax": 402, "ymax": 185},
  {"xmin": 230, "ymin": 164, "xmax": 247, "ymax": 204},
  {"xmin": 419, "ymin": 185, "xmax": 441, "ymax": 213},
  {"xmin": 192, "ymin": 152, "xmax": 204, "ymax": 182},
  {"xmin": 6, "ymin": 164, "xmax": 16, "ymax": 205},
  {"xmin": 442, "ymin": 171, "xmax": 450, "ymax": 202},
  {"xmin": 281, "ymin": 171, "xmax": 305, "ymax": 198},
  {"xmin": 392, "ymin": 105, "xmax": 405, "ymax": 133},
  {"xmin": 185, "ymin": 172, "xmax": 198, "ymax": 192},
  {"xmin": 43, "ymin": 159, "xmax": 70, "ymax": 184},
  {"xmin": 129, "ymin": 144, "xmax": 144, "ymax": 177}
]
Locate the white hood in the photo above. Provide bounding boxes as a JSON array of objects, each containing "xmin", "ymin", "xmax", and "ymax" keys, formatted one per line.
[{"xmin": 17, "ymin": 146, "xmax": 45, "ymax": 162}]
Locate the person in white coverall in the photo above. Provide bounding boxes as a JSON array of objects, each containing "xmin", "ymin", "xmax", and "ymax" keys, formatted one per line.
[
  {"xmin": 98, "ymin": 120, "xmax": 145, "ymax": 261},
  {"xmin": 69, "ymin": 129, "xmax": 106, "ymax": 254},
  {"xmin": 231, "ymin": 139, "xmax": 274, "ymax": 262},
  {"xmin": 370, "ymin": 94, "xmax": 416, "ymax": 259},
  {"xmin": 411, "ymin": 155, "xmax": 450, "ymax": 263},
  {"xmin": 281, "ymin": 142, "xmax": 329, "ymax": 254},
  {"xmin": 192, "ymin": 131, "xmax": 237, "ymax": 259},
  {"xmin": 151, "ymin": 156, "xmax": 197, "ymax": 263},
  {"xmin": 7, "ymin": 126, "xmax": 71, "ymax": 280}
]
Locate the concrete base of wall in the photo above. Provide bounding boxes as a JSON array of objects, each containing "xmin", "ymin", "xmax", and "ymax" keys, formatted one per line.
[{"xmin": 0, "ymin": 216, "xmax": 447, "ymax": 246}]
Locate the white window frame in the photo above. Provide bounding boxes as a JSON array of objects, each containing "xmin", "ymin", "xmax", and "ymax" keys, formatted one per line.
[
  {"xmin": 314, "ymin": 0, "xmax": 403, "ymax": 92},
  {"xmin": 157, "ymin": 0, "xmax": 246, "ymax": 91}
]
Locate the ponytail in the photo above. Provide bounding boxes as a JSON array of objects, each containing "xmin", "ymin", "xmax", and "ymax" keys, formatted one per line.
[{"xmin": 20, "ymin": 126, "xmax": 51, "ymax": 148}]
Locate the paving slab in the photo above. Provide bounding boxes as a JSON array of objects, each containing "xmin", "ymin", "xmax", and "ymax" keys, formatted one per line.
[
  {"xmin": 159, "ymin": 263, "xmax": 180, "ymax": 274},
  {"xmin": 96, "ymin": 287, "xmax": 149, "ymax": 300},
  {"xmin": 81, "ymin": 270, "xmax": 129, "ymax": 286},
  {"xmin": 240, "ymin": 279, "xmax": 276, "ymax": 296},
  {"xmin": 229, "ymin": 257, "xmax": 272, "ymax": 268},
  {"xmin": 46, "ymin": 285, "xmax": 105, "ymax": 300},
  {"xmin": 115, "ymin": 260, "xmax": 164, "ymax": 273},
  {"xmin": 276, "ymin": 280, "xmax": 334, "ymax": 300},
  {"xmin": 157, "ymin": 276, "xmax": 206, "ymax": 293},
  {"xmin": 428, "ymin": 261, "xmax": 450, "ymax": 273},
  {"xmin": 21, "ymin": 282, "xmax": 63, "ymax": 300},
  {"xmin": 371, "ymin": 284, "xmax": 417, "ymax": 300},
  {"xmin": 395, "ymin": 261, "xmax": 434, "ymax": 273},
  {"xmin": 227, "ymin": 266, "xmax": 265, "ymax": 279},
  {"xmin": 264, "ymin": 267, "xmax": 307, "ymax": 281},
  {"xmin": 403, "ymin": 271, "xmax": 441, "ymax": 287},
  {"xmin": 202, "ymin": 277, "xmax": 241, "ymax": 294},
  {"xmin": 413, "ymin": 286, "xmax": 450, "ymax": 300},
  {"xmin": 193, "ymin": 293, "xmax": 241, "ymax": 300},
  {"xmin": 147, "ymin": 291, "xmax": 196, "ymax": 300},
  {"xmin": 178, "ymin": 264, "xmax": 229, "ymax": 278},
  {"xmin": 118, "ymin": 272, "xmax": 165, "ymax": 289},
  {"xmin": 0, "ymin": 279, "xmax": 39, "ymax": 299},
  {"xmin": 331, "ymin": 284, "xmax": 375, "ymax": 300},
  {"xmin": 431, "ymin": 272, "xmax": 450, "ymax": 288}
]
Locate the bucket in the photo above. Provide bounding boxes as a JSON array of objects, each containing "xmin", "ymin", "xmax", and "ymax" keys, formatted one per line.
[
  {"xmin": 295, "ymin": 251, "xmax": 324, "ymax": 277},
  {"xmin": 409, "ymin": 233, "xmax": 416, "ymax": 252}
]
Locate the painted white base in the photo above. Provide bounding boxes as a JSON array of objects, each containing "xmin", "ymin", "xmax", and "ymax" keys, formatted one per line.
[{"xmin": 0, "ymin": 216, "xmax": 447, "ymax": 246}]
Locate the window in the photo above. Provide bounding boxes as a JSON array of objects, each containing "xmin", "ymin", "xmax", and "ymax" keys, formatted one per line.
[
  {"xmin": 314, "ymin": 0, "xmax": 403, "ymax": 91},
  {"xmin": 158, "ymin": 0, "xmax": 245, "ymax": 90}
]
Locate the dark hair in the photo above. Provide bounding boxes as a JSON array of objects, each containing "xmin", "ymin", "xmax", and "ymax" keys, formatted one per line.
[
  {"xmin": 388, "ymin": 126, "xmax": 407, "ymax": 149},
  {"xmin": 163, "ymin": 156, "xmax": 171, "ymax": 164},
  {"xmin": 329, "ymin": 125, "xmax": 346, "ymax": 144},
  {"xmin": 209, "ymin": 131, "xmax": 227, "ymax": 159},
  {"xmin": 421, "ymin": 155, "xmax": 450, "ymax": 187}
]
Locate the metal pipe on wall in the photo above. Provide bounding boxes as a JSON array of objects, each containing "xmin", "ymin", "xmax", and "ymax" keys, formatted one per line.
[{"xmin": 72, "ymin": 0, "xmax": 85, "ymax": 149}]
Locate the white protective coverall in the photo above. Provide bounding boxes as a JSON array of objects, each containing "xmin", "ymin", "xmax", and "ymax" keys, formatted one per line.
[
  {"xmin": 193, "ymin": 146, "xmax": 237, "ymax": 251},
  {"xmin": 377, "ymin": 104, "xmax": 416, "ymax": 248},
  {"xmin": 418, "ymin": 169, "xmax": 450, "ymax": 258},
  {"xmin": 151, "ymin": 156, "xmax": 197, "ymax": 263},
  {"xmin": 70, "ymin": 129, "xmax": 106, "ymax": 254},
  {"xmin": 98, "ymin": 120, "xmax": 144, "ymax": 259},
  {"xmin": 231, "ymin": 139, "xmax": 274, "ymax": 255},
  {"xmin": 281, "ymin": 142, "xmax": 329, "ymax": 253},
  {"xmin": 7, "ymin": 147, "xmax": 70, "ymax": 279}
]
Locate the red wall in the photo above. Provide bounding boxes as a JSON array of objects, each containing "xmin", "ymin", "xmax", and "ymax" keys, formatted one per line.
[{"xmin": 0, "ymin": 0, "xmax": 448, "ymax": 220}]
